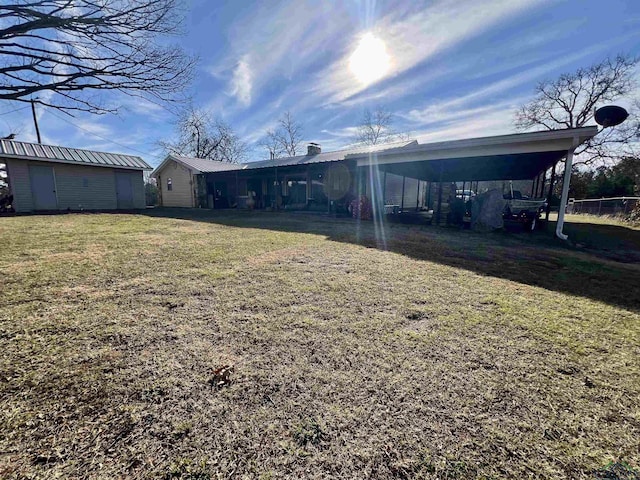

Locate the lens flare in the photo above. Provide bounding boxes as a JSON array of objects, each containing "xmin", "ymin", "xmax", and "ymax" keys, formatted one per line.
[{"xmin": 348, "ymin": 33, "xmax": 391, "ymax": 86}]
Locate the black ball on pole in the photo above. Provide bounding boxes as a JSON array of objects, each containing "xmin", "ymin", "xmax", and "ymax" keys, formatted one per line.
[{"xmin": 594, "ymin": 105, "xmax": 629, "ymax": 127}]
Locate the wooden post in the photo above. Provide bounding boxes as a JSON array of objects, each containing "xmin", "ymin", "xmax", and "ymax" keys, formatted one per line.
[
  {"xmin": 400, "ymin": 175, "xmax": 406, "ymax": 211},
  {"xmin": 31, "ymin": 99, "xmax": 42, "ymax": 144},
  {"xmin": 416, "ymin": 179, "xmax": 420, "ymax": 210},
  {"xmin": 539, "ymin": 169, "xmax": 547, "ymax": 199},
  {"xmin": 427, "ymin": 181, "xmax": 432, "ymax": 209}
]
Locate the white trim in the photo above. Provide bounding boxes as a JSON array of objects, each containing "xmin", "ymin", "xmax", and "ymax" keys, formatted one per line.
[
  {"xmin": 354, "ymin": 127, "xmax": 599, "ymax": 167},
  {"xmin": 151, "ymin": 155, "xmax": 202, "ymax": 177}
]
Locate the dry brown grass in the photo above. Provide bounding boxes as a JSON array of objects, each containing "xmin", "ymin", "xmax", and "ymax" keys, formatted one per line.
[{"xmin": 0, "ymin": 210, "xmax": 639, "ymax": 479}]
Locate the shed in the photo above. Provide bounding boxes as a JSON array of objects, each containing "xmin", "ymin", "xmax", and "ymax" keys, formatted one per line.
[{"xmin": 0, "ymin": 140, "xmax": 151, "ymax": 213}]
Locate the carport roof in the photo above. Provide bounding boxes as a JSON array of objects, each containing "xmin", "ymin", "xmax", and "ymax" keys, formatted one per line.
[
  {"xmin": 153, "ymin": 127, "xmax": 600, "ymax": 182},
  {"xmin": 0, "ymin": 139, "xmax": 150, "ymax": 170},
  {"xmin": 354, "ymin": 126, "xmax": 599, "ymax": 181}
]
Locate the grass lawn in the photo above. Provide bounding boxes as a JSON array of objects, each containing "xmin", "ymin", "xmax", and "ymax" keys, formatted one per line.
[{"xmin": 1, "ymin": 210, "xmax": 639, "ymax": 479}]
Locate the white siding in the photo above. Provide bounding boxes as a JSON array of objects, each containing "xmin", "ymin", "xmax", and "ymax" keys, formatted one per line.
[
  {"xmin": 5, "ymin": 158, "xmax": 33, "ymax": 212},
  {"xmin": 4, "ymin": 158, "xmax": 146, "ymax": 212},
  {"xmin": 157, "ymin": 160, "xmax": 194, "ymax": 207}
]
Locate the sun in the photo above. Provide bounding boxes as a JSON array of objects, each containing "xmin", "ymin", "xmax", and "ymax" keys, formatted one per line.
[{"xmin": 348, "ymin": 33, "xmax": 391, "ymax": 86}]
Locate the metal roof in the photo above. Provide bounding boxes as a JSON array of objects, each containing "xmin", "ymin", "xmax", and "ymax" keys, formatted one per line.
[
  {"xmin": 152, "ymin": 127, "xmax": 600, "ymax": 181},
  {"xmin": 240, "ymin": 140, "xmax": 419, "ymax": 170},
  {"xmin": 152, "ymin": 141, "xmax": 418, "ymax": 177},
  {"xmin": 170, "ymin": 155, "xmax": 242, "ymax": 173},
  {"xmin": 0, "ymin": 139, "xmax": 151, "ymax": 170}
]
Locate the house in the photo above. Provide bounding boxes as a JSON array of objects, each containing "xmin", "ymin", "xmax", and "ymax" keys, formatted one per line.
[
  {"xmin": 0, "ymin": 140, "xmax": 151, "ymax": 213},
  {"xmin": 151, "ymin": 140, "xmax": 425, "ymax": 210},
  {"xmin": 151, "ymin": 127, "xmax": 599, "ymax": 237},
  {"xmin": 152, "ymin": 154, "xmax": 240, "ymax": 208}
]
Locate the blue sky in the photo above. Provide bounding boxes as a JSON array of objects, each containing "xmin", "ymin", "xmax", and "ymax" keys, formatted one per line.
[{"xmin": 2, "ymin": 0, "xmax": 640, "ymax": 167}]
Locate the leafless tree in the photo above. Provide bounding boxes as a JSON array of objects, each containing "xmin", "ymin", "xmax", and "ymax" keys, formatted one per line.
[
  {"xmin": 354, "ymin": 107, "xmax": 410, "ymax": 145},
  {"xmin": 259, "ymin": 129, "xmax": 283, "ymax": 159},
  {"xmin": 161, "ymin": 107, "xmax": 248, "ymax": 163},
  {"xmin": 516, "ymin": 54, "xmax": 640, "ymax": 165},
  {"xmin": 260, "ymin": 111, "xmax": 304, "ymax": 158},
  {"xmin": 0, "ymin": 0, "xmax": 196, "ymax": 114}
]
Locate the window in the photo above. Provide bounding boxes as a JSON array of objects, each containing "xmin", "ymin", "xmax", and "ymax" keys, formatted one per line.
[{"xmin": 167, "ymin": 177, "xmax": 172, "ymax": 191}]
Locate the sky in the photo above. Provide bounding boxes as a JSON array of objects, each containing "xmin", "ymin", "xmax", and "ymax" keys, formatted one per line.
[{"xmin": 1, "ymin": 0, "xmax": 640, "ymax": 168}]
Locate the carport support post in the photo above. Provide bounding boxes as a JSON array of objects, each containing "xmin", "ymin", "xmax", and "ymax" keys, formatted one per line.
[
  {"xmin": 556, "ymin": 147, "xmax": 576, "ymax": 241},
  {"xmin": 382, "ymin": 171, "xmax": 387, "ymax": 204},
  {"xmin": 545, "ymin": 166, "xmax": 556, "ymax": 222},
  {"xmin": 400, "ymin": 175, "xmax": 405, "ymax": 211},
  {"xmin": 436, "ymin": 162, "xmax": 444, "ymax": 225}
]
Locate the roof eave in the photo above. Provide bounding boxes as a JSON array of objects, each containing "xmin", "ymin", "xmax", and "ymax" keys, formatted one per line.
[{"xmin": 0, "ymin": 153, "xmax": 151, "ymax": 170}]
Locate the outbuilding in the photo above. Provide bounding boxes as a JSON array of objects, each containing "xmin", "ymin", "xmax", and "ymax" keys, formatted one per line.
[{"xmin": 0, "ymin": 140, "xmax": 151, "ymax": 213}]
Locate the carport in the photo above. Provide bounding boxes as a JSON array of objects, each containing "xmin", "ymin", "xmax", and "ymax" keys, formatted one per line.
[{"xmin": 354, "ymin": 126, "xmax": 599, "ymax": 239}]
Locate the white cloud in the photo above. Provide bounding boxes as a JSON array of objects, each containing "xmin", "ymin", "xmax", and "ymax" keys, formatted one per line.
[
  {"xmin": 229, "ymin": 56, "xmax": 253, "ymax": 106},
  {"xmin": 313, "ymin": 0, "xmax": 550, "ymax": 104},
  {"xmin": 207, "ymin": 1, "xmax": 352, "ymax": 111}
]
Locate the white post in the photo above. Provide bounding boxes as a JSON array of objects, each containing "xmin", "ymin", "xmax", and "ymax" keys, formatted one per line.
[{"xmin": 555, "ymin": 146, "xmax": 575, "ymax": 241}]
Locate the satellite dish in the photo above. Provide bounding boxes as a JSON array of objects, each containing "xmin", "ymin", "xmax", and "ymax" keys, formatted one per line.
[{"xmin": 594, "ymin": 105, "xmax": 628, "ymax": 127}]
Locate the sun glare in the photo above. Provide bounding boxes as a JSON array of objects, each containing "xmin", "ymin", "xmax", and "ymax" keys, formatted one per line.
[{"xmin": 348, "ymin": 33, "xmax": 391, "ymax": 86}]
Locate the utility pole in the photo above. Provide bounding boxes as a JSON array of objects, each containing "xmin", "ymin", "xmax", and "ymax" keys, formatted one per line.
[{"xmin": 30, "ymin": 99, "xmax": 41, "ymax": 143}]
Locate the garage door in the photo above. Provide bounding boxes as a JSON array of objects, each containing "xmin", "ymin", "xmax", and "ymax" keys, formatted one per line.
[
  {"xmin": 29, "ymin": 165, "xmax": 58, "ymax": 210},
  {"xmin": 115, "ymin": 171, "xmax": 134, "ymax": 209}
]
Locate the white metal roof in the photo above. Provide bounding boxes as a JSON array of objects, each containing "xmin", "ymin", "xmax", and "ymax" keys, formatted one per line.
[
  {"xmin": 354, "ymin": 127, "xmax": 599, "ymax": 165},
  {"xmin": 151, "ymin": 127, "xmax": 599, "ymax": 181},
  {"xmin": 0, "ymin": 139, "xmax": 151, "ymax": 170},
  {"xmin": 240, "ymin": 139, "xmax": 418, "ymax": 170},
  {"xmin": 151, "ymin": 154, "xmax": 241, "ymax": 176},
  {"xmin": 151, "ymin": 140, "xmax": 419, "ymax": 177},
  {"xmin": 171, "ymin": 155, "xmax": 241, "ymax": 173}
]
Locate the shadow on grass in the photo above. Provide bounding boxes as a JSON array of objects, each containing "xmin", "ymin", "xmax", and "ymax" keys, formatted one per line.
[{"xmin": 140, "ymin": 208, "xmax": 640, "ymax": 312}]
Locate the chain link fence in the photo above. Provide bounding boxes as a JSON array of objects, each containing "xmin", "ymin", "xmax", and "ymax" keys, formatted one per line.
[{"xmin": 567, "ymin": 197, "xmax": 639, "ymax": 216}]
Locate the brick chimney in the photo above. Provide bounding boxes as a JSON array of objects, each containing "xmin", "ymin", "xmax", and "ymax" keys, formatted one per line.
[{"xmin": 307, "ymin": 143, "xmax": 321, "ymax": 155}]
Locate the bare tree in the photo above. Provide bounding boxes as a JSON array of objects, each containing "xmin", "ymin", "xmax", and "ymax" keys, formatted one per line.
[
  {"xmin": 0, "ymin": 0, "xmax": 196, "ymax": 114},
  {"xmin": 355, "ymin": 107, "xmax": 410, "ymax": 145},
  {"xmin": 260, "ymin": 111, "xmax": 304, "ymax": 158},
  {"xmin": 259, "ymin": 129, "xmax": 283, "ymax": 159},
  {"xmin": 516, "ymin": 54, "xmax": 640, "ymax": 165},
  {"xmin": 161, "ymin": 107, "xmax": 248, "ymax": 163}
]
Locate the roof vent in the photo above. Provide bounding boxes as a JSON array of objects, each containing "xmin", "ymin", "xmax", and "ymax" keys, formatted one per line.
[{"xmin": 307, "ymin": 143, "xmax": 321, "ymax": 155}]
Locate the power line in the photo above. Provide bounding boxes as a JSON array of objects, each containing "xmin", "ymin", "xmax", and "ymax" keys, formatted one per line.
[
  {"xmin": 46, "ymin": 109, "xmax": 156, "ymax": 158},
  {"xmin": 0, "ymin": 106, "xmax": 30, "ymax": 116}
]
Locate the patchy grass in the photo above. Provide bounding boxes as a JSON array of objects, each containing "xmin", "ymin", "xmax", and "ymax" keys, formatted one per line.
[
  {"xmin": 0, "ymin": 210, "xmax": 639, "ymax": 479},
  {"xmin": 547, "ymin": 213, "xmax": 640, "ymax": 262}
]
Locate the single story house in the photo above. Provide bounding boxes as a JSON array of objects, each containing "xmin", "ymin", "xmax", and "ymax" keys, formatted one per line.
[
  {"xmin": 0, "ymin": 139, "xmax": 151, "ymax": 213},
  {"xmin": 152, "ymin": 154, "xmax": 240, "ymax": 208},
  {"xmin": 151, "ymin": 126, "xmax": 599, "ymax": 238}
]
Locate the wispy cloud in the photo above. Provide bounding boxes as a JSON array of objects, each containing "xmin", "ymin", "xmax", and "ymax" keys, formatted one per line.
[
  {"xmin": 230, "ymin": 56, "xmax": 253, "ymax": 106},
  {"xmin": 313, "ymin": 0, "xmax": 550, "ymax": 104},
  {"xmin": 207, "ymin": 1, "xmax": 351, "ymax": 110}
]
